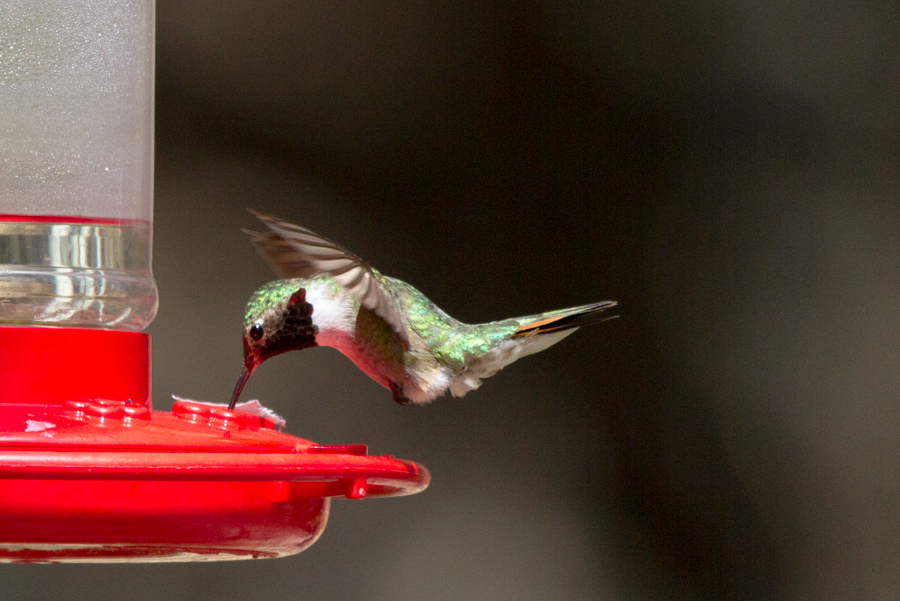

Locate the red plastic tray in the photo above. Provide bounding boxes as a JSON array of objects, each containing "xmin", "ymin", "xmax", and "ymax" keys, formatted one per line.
[{"xmin": 0, "ymin": 327, "xmax": 429, "ymax": 563}]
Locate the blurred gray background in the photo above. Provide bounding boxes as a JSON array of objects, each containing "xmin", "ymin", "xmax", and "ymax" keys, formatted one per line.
[{"xmin": 6, "ymin": 1, "xmax": 900, "ymax": 600}]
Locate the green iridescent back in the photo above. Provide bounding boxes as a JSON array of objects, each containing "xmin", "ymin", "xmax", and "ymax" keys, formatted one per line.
[{"xmin": 385, "ymin": 277, "xmax": 519, "ymax": 369}]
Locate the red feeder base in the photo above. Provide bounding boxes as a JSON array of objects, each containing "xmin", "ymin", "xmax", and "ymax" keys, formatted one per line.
[{"xmin": 0, "ymin": 327, "xmax": 430, "ymax": 563}]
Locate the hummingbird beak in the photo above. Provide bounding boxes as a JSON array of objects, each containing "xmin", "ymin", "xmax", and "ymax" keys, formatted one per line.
[
  {"xmin": 228, "ymin": 364, "xmax": 253, "ymax": 410},
  {"xmin": 228, "ymin": 342, "xmax": 262, "ymax": 410}
]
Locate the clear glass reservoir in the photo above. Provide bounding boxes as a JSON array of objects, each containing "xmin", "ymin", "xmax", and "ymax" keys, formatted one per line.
[{"xmin": 0, "ymin": 0, "xmax": 158, "ymax": 331}]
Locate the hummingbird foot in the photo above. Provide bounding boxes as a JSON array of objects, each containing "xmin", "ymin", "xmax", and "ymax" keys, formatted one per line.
[{"xmin": 390, "ymin": 382, "xmax": 412, "ymax": 406}]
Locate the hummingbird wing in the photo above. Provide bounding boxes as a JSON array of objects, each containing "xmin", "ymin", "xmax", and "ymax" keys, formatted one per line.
[{"xmin": 245, "ymin": 211, "xmax": 409, "ymax": 343}]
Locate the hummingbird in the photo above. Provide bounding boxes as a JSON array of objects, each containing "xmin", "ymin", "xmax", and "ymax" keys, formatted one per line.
[{"xmin": 228, "ymin": 211, "xmax": 616, "ymax": 409}]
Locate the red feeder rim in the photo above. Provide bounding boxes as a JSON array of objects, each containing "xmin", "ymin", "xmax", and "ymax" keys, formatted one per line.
[{"xmin": 0, "ymin": 327, "xmax": 430, "ymax": 563}]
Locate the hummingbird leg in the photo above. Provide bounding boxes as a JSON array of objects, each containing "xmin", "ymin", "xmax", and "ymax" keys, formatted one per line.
[{"xmin": 390, "ymin": 382, "xmax": 412, "ymax": 406}]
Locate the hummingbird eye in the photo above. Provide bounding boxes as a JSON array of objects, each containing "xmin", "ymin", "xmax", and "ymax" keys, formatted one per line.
[{"xmin": 249, "ymin": 323, "xmax": 265, "ymax": 341}]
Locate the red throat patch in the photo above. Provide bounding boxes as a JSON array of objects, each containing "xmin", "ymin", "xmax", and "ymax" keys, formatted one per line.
[{"xmin": 288, "ymin": 289, "xmax": 307, "ymax": 306}]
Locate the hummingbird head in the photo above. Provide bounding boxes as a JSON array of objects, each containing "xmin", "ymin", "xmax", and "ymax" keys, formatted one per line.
[{"xmin": 229, "ymin": 281, "xmax": 319, "ymax": 409}]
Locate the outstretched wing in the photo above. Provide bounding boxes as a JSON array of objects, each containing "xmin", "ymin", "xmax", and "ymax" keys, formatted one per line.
[{"xmin": 246, "ymin": 210, "xmax": 408, "ymax": 342}]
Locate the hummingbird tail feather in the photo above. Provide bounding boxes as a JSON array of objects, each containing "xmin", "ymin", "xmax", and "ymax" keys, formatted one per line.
[
  {"xmin": 511, "ymin": 300, "xmax": 617, "ymax": 338},
  {"xmin": 450, "ymin": 300, "xmax": 616, "ymax": 396}
]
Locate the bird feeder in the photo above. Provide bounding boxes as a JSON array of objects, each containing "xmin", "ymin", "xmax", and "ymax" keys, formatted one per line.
[{"xmin": 0, "ymin": 0, "xmax": 428, "ymax": 562}]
